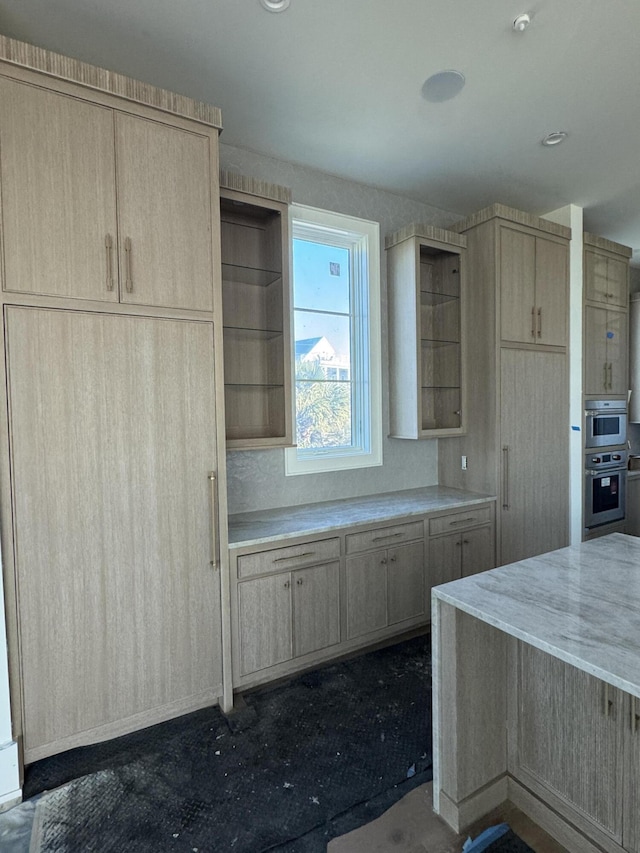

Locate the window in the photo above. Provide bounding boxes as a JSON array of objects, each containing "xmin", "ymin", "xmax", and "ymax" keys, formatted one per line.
[{"xmin": 285, "ymin": 205, "xmax": 382, "ymax": 475}]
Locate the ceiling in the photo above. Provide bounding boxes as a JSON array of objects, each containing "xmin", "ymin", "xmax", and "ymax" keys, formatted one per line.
[{"xmin": 2, "ymin": 0, "xmax": 640, "ymax": 261}]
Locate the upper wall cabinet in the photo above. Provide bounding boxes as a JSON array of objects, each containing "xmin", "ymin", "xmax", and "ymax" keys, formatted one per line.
[
  {"xmin": 0, "ymin": 77, "xmax": 215, "ymax": 312},
  {"xmin": 499, "ymin": 225, "xmax": 568, "ymax": 348},
  {"xmin": 583, "ymin": 233, "xmax": 632, "ymax": 399},
  {"xmin": 584, "ymin": 237, "xmax": 629, "ymax": 308},
  {"xmin": 386, "ymin": 224, "xmax": 467, "ymax": 438},
  {"xmin": 219, "ymin": 173, "xmax": 293, "ymax": 449}
]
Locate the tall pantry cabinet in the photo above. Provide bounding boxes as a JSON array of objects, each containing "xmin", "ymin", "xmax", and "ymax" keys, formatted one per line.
[
  {"xmin": 439, "ymin": 205, "xmax": 570, "ymax": 567},
  {"xmin": 0, "ymin": 39, "xmax": 229, "ymax": 762}
]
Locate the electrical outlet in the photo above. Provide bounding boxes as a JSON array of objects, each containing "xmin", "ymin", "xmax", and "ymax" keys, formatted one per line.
[{"xmin": 461, "ymin": 455, "xmax": 468, "ymax": 470}]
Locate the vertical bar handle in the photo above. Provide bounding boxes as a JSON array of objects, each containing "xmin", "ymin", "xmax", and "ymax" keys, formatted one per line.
[
  {"xmin": 124, "ymin": 237, "xmax": 133, "ymax": 292},
  {"xmin": 603, "ymin": 362, "xmax": 608, "ymax": 390},
  {"xmin": 531, "ymin": 306, "xmax": 536, "ymax": 338},
  {"xmin": 502, "ymin": 445, "xmax": 510, "ymax": 510},
  {"xmin": 608, "ymin": 362, "xmax": 613, "ymax": 391},
  {"xmin": 603, "ymin": 682, "xmax": 612, "ymax": 716},
  {"xmin": 105, "ymin": 234, "xmax": 114, "ymax": 291},
  {"xmin": 537, "ymin": 307, "xmax": 542, "ymax": 339},
  {"xmin": 632, "ymin": 695, "xmax": 640, "ymax": 734},
  {"xmin": 209, "ymin": 471, "xmax": 218, "ymax": 571}
]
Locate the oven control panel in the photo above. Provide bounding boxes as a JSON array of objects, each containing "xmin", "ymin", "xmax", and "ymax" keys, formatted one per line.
[{"xmin": 586, "ymin": 450, "xmax": 628, "ymax": 470}]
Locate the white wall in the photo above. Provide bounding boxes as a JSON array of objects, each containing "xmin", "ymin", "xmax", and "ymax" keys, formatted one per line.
[
  {"xmin": 220, "ymin": 143, "xmax": 463, "ymax": 514},
  {"xmin": 542, "ymin": 204, "xmax": 584, "ymax": 545}
]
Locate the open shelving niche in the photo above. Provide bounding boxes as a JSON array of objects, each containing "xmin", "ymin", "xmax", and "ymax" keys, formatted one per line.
[
  {"xmin": 386, "ymin": 224, "xmax": 467, "ymax": 438},
  {"xmin": 219, "ymin": 172, "xmax": 293, "ymax": 449}
]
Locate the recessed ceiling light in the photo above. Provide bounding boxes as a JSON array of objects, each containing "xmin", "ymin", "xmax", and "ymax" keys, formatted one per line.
[
  {"xmin": 260, "ymin": 0, "xmax": 290, "ymax": 10},
  {"xmin": 541, "ymin": 131, "xmax": 568, "ymax": 147},
  {"xmin": 421, "ymin": 70, "xmax": 466, "ymax": 103}
]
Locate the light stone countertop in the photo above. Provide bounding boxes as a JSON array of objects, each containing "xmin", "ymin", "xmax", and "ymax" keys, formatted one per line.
[
  {"xmin": 228, "ymin": 486, "xmax": 495, "ymax": 548},
  {"xmin": 433, "ymin": 533, "xmax": 640, "ymax": 698}
]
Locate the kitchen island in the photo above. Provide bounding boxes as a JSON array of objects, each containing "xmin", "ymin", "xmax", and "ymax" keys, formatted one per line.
[{"xmin": 432, "ymin": 533, "xmax": 640, "ymax": 853}]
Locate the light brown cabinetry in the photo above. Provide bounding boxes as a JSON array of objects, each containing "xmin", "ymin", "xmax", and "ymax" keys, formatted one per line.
[
  {"xmin": 583, "ymin": 235, "xmax": 631, "ymax": 400},
  {"xmin": 235, "ymin": 539, "xmax": 340, "ymax": 676},
  {"xmin": 345, "ymin": 521, "xmax": 426, "ymax": 639},
  {"xmin": 0, "ymin": 44, "xmax": 227, "ymax": 765},
  {"xmin": 438, "ymin": 205, "xmax": 570, "ymax": 566},
  {"xmin": 6, "ymin": 307, "xmax": 223, "ymax": 762},
  {"xmin": 584, "ymin": 306, "xmax": 628, "ymax": 396},
  {"xmin": 0, "ymin": 77, "xmax": 215, "ymax": 312},
  {"xmin": 512, "ymin": 643, "xmax": 631, "ymax": 851},
  {"xmin": 428, "ymin": 506, "xmax": 495, "ymax": 589},
  {"xmin": 500, "ymin": 226, "xmax": 568, "ymax": 347},
  {"xmin": 219, "ymin": 174, "xmax": 292, "ymax": 448},
  {"xmin": 386, "ymin": 225, "xmax": 467, "ymax": 438}
]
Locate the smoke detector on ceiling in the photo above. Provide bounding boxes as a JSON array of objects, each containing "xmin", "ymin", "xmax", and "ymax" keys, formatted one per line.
[{"xmin": 513, "ymin": 13, "xmax": 531, "ymax": 32}]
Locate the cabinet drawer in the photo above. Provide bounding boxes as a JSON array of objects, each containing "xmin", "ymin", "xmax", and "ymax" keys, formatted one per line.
[
  {"xmin": 345, "ymin": 520, "xmax": 424, "ymax": 554},
  {"xmin": 429, "ymin": 506, "xmax": 491, "ymax": 537},
  {"xmin": 237, "ymin": 537, "xmax": 340, "ymax": 578}
]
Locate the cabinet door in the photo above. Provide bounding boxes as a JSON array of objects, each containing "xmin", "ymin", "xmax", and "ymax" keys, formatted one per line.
[
  {"xmin": 607, "ymin": 309, "xmax": 628, "ymax": 396},
  {"xmin": 535, "ymin": 236, "xmax": 568, "ymax": 347},
  {"xmin": 6, "ymin": 307, "xmax": 222, "ymax": 760},
  {"xmin": 238, "ymin": 574, "xmax": 292, "ymax": 675},
  {"xmin": 626, "ymin": 477, "xmax": 640, "ymax": 537},
  {"xmin": 584, "ymin": 305, "xmax": 610, "ymax": 395},
  {"xmin": 293, "ymin": 562, "xmax": 340, "ymax": 657},
  {"xmin": 585, "ymin": 250, "xmax": 628, "ymax": 308},
  {"xmin": 345, "ymin": 551, "xmax": 387, "ymax": 639},
  {"xmin": 500, "ymin": 227, "xmax": 536, "ymax": 344},
  {"xmin": 516, "ymin": 644, "xmax": 623, "ymax": 843},
  {"xmin": 428, "ymin": 534, "xmax": 462, "ymax": 601},
  {"xmin": 115, "ymin": 113, "xmax": 214, "ymax": 312},
  {"xmin": 387, "ymin": 541, "xmax": 425, "ymax": 625},
  {"xmin": 500, "ymin": 348, "xmax": 568, "ymax": 565},
  {"xmin": 461, "ymin": 526, "xmax": 495, "ymax": 577},
  {"xmin": 0, "ymin": 78, "xmax": 118, "ymax": 301}
]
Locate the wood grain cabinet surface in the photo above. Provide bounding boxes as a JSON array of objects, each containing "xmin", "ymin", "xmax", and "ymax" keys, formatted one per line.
[
  {"xmin": 0, "ymin": 76, "xmax": 215, "ymax": 312},
  {"xmin": 237, "ymin": 554, "xmax": 340, "ymax": 676},
  {"xmin": 512, "ymin": 643, "xmax": 632, "ymax": 851},
  {"xmin": 6, "ymin": 307, "xmax": 223, "ymax": 762},
  {"xmin": 438, "ymin": 205, "xmax": 570, "ymax": 567},
  {"xmin": 583, "ymin": 235, "xmax": 631, "ymax": 400},
  {"xmin": 500, "ymin": 225, "xmax": 568, "ymax": 348},
  {"xmin": 428, "ymin": 510, "xmax": 495, "ymax": 591}
]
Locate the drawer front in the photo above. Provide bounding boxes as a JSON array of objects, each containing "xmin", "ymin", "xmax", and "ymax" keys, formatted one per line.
[
  {"xmin": 237, "ymin": 537, "xmax": 340, "ymax": 578},
  {"xmin": 429, "ymin": 506, "xmax": 492, "ymax": 537},
  {"xmin": 345, "ymin": 520, "xmax": 424, "ymax": 555}
]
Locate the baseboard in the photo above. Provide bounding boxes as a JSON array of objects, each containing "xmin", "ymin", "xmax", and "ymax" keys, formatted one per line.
[
  {"xmin": 508, "ymin": 777, "xmax": 619, "ymax": 853},
  {"xmin": 0, "ymin": 739, "xmax": 20, "ymax": 809},
  {"xmin": 438, "ymin": 776, "xmax": 508, "ymax": 833}
]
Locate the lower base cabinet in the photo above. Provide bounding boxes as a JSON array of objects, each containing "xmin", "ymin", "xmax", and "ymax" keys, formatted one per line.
[
  {"xmin": 231, "ymin": 501, "xmax": 495, "ymax": 689},
  {"xmin": 428, "ymin": 506, "xmax": 495, "ymax": 591},
  {"xmin": 511, "ymin": 642, "xmax": 640, "ymax": 852}
]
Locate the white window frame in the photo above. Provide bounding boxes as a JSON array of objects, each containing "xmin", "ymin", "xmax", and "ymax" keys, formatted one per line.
[{"xmin": 285, "ymin": 204, "xmax": 382, "ymax": 476}]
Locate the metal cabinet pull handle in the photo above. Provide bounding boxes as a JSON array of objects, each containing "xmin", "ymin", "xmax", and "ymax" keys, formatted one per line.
[
  {"xmin": 608, "ymin": 362, "xmax": 613, "ymax": 390},
  {"xmin": 502, "ymin": 446, "xmax": 510, "ymax": 510},
  {"xmin": 105, "ymin": 234, "xmax": 114, "ymax": 291},
  {"xmin": 284, "ymin": 580, "xmax": 290, "ymax": 589},
  {"xmin": 632, "ymin": 695, "xmax": 640, "ymax": 733},
  {"xmin": 380, "ymin": 558, "xmax": 387, "ymax": 565},
  {"xmin": 448, "ymin": 517, "xmax": 475, "ymax": 526},
  {"xmin": 372, "ymin": 532, "xmax": 404, "ymax": 542},
  {"xmin": 296, "ymin": 578, "xmax": 303, "ymax": 585},
  {"xmin": 124, "ymin": 236, "xmax": 133, "ymax": 292},
  {"xmin": 603, "ymin": 362, "xmax": 608, "ymax": 390},
  {"xmin": 537, "ymin": 307, "xmax": 542, "ymax": 338},
  {"xmin": 208, "ymin": 472, "xmax": 218, "ymax": 571},
  {"xmin": 531, "ymin": 306, "xmax": 536, "ymax": 338},
  {"xmin": 603, "ymin": 682, "xmax": 613, "ymax": 717},
  {"xmin": 274, "ymin": 551, "xmax": 315, "ymax": 563}
]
